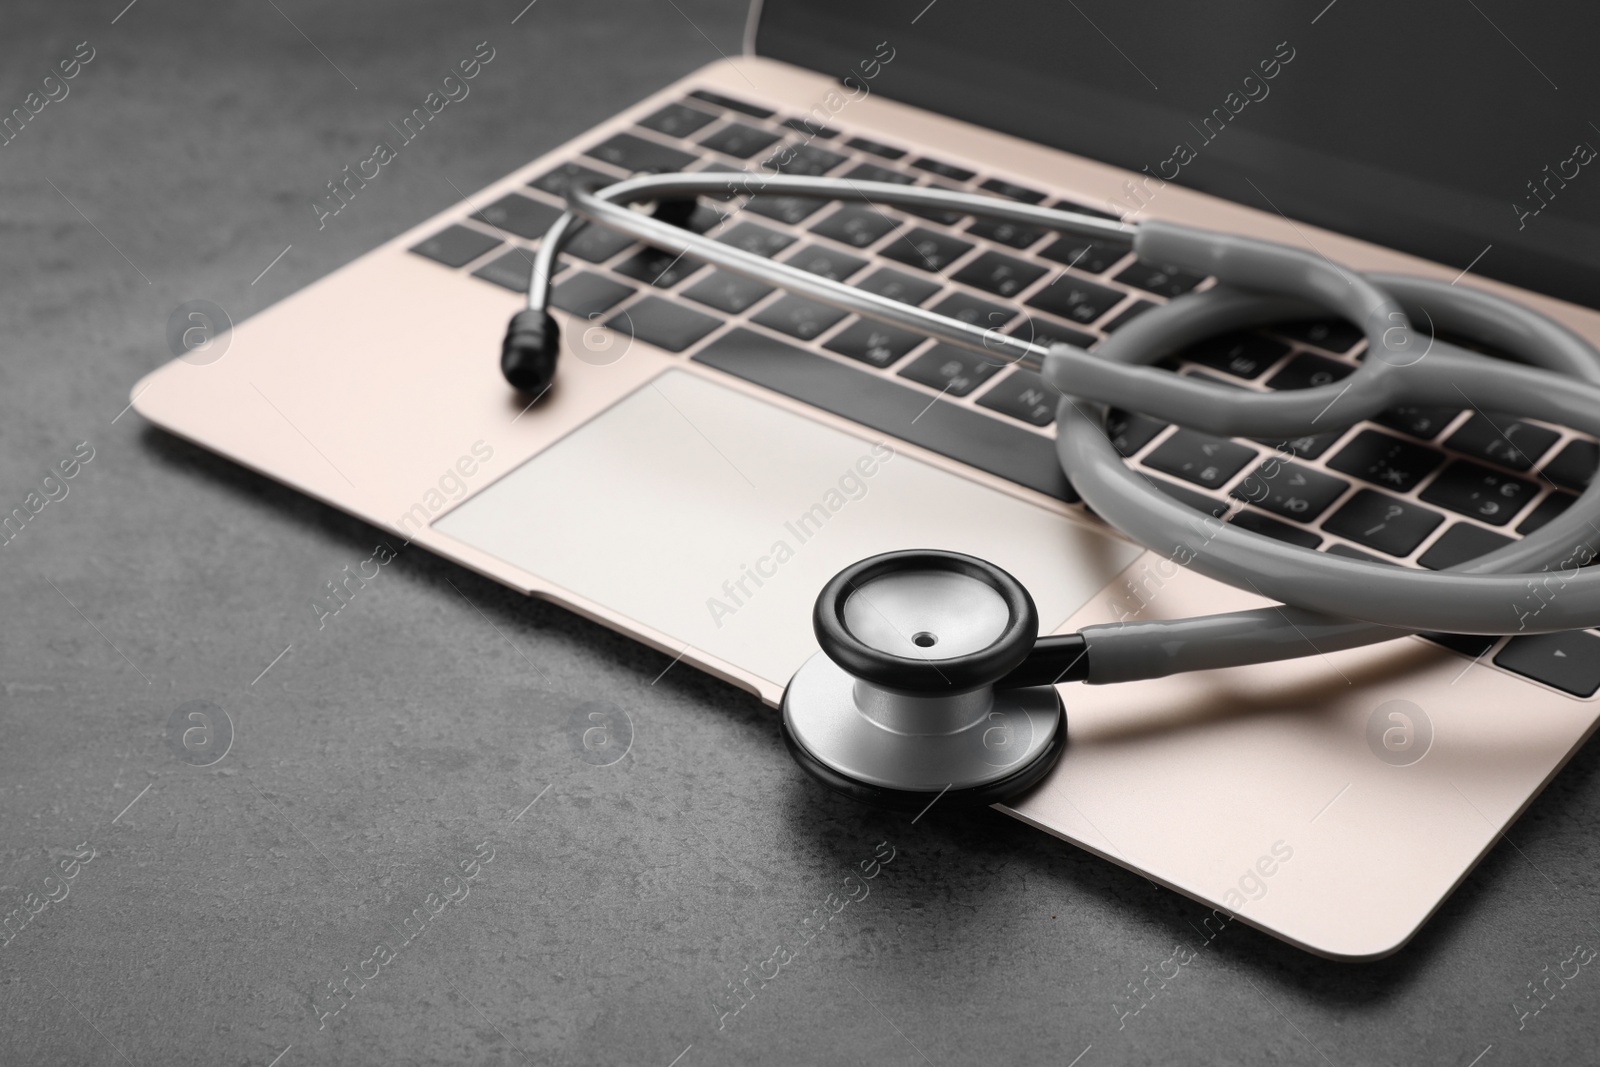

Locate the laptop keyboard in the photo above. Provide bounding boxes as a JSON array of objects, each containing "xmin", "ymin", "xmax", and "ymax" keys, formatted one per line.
[{"xmin": 404, "ymin": 86, "xmax": 1600, "ymax": 698}]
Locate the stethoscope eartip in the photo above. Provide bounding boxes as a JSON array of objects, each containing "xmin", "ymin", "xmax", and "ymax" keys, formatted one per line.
[{"xmin": 501, "ymin": 308, "xmax": 561, "ymax": 396}]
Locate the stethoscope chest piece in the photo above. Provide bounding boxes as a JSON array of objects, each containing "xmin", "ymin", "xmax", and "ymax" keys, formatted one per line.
[{"xmin": 781, "ymin": 550, "xmax": 1067, "ymax": 810}]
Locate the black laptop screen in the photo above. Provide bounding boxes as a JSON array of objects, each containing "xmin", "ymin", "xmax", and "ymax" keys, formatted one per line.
[{"xmin": 754, "ymin": 0, "xmax": 1600, "ymax": 310}]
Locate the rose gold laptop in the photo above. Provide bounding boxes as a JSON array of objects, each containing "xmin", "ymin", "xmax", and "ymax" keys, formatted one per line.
[{"xmin": 130, "ymin": 2, "xmax": 1600, "ymax": 958}]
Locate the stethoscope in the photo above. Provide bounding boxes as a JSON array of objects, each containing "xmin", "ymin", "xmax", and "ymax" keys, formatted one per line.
[{"xmin": 498, "ymin": 171, "xmax": 1600, "ymax": 810}]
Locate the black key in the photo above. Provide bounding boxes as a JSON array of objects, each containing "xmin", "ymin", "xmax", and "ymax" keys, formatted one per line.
[
  {"xmin": 716, "ymin": 221, "xmax": 794, "ymax": 257},
  {"xmin": 1326, "ymin": 543, "xmax": 1392, "ymax": 564},
  {"xmin": 784, "ymin": 243, "xmax": 869, "ymax": 282},
  {"xmin": 854, "ymin": 267, "xmax": 941, "ymax": 306},
  {"xmin": 1419, "ymin": 460, "xmax": 1536, "ymax": 526},
  {"xmin": 1010, "ymin": 315, "xmax": 1096, "ymax": 351},
  {"xmin": 1264, "ymin": 352, "xmax": 1355, "ymax": 390},
  {"xmin": 608, "ymin": 295, "xmax": 720, "ymax": 353},
  {"xmin": 470, "ymin": 192, "xmax": 562, "ymax": 240},
  {"xmin": 1107, "ymin": 411, "xmax": 1169, "ymax": 457},
  {"xmin": 979, "ymin": 178, "xmax": 1047, "ymax": 204},
  {"xmin": 638, "ymin": 102, "xmax": 717, "ymax": 138},
  {"xmin": 1102, "ymin": 300, "xmax": 1157, "ymax": 332},
  {"xmin": 611, "ymin": 248, "xmax": 704, "ymax": 289},
  {"xmin": 978, "ymin": 369, "xmax": 1059, "ymax": 426},
  {"xmin": 824, "ymin": 320, "xmax": 926, "ymax": 368},
  {"xmin": 1543, "ymin": 439, "xmax": 1598, "ymax": 491},
  {"xmin": 471, "ymin": 248, "xmax": 562, "ymax": 293},
  {"xmin": 1257, "ymin": 431, "xmax": 1343, "ymax": 462},
  {"xmin": 1373, "ymin": 405, "xmax": 1459, "ymax": 440},
  {"xmin": 965, "ymin": 216, "xmax": 1046, "ymax": 249},
  {"xmin": 694, "ymin": 328, "xmax": 1077, "ymax": 501},
  {"xmin": 809, "ymin": 205, "xmax": 900, "ymax": 247},
  {"xmin": 681, "ymin": 269, "xmax": 774, "ymax": 314},
  {"xmin": 1142, "ymin": 429, "xmax": 1257, "ymax": 490},
  {"xmin": 1327, "ymin": 429, "xmax": 1446, "ymax": 492},
  {"xmin": 745, "ymin": 195, "xmax": 827, "ymax": 224},
  {"xmin": 1229, "ymin": 460, "xmax": 1349, "ymax": 522},
  {"xmin": 1038, "ymin": 237, "xmax": 1127, "ymax": 275},
  {"xmin": 409, "ymin": 225, "xmax": 501, "ymax": 268},
  {"xmin": 845, "ymin": 136, "xmax": 906, "ymax": 160},
  {"xmin": 1444, "ymin": 413, "xmax": 1559, "ymax": 471},
  {"xmin": 1230, "ymin": 509, "xmax": 1323, "ymax": 549},
  {"xmin": 898, "ymin": 344, "xmax": 1006, "ymax": 397},
  {"xmin": 564, "ymin": 224, "xmax": 634, "ymax": 264},
  {"xmin": 1275, "ymin": 319, "xmax": 1362, "ymax": 353},
  {"xmin": 881, "ymin": 227, "xmax": 973, "ymax": 273},
  {"xmin": 952, "ymin": 251, "xmax": 1048, "ymax": 298},
  {"xmin": 843, "ymin": 162, "xmax": 916, "ymax": 185},
  {"xmin": 694, "ymin": 161, "xmax": 748, "ymax": 200},
  {"xmin": 1422, "ymin": 632, "xmax": 1498, "ymax": 657},
  {"xmin": 585, "ymin": 131, "xmax": 698, "ymax": 173},
  {"xmin": 764, "ymin": 142, "xmax": 849, "ymax": 176},
  {"xmin": 700, "ymin": 121, "xmax": 783, "ymax": 160},
  {"xmin": 1026, "ymin": 275, "xmax": 1125, "ymax": 326},
  {"xmin": 1114, "ymin": 261, "xmax": 1204, "ymax": 297},
  {"xmin": 1495, "ymin": 632, "xmax": 1600, "ymax": 697},
  {"xmin": 529, "ymin": 161, "xmax": 619, "ymax": 198},
  {"xmin": 688, "ymin": 89, "xmax": 774, "ymax": 118},
  {"xmin": 1417, "ymin": 522, "xmax": 1515, "ymax": 570},
  {"xmin": 1183, "ymin": 332, "xmax": 1290, "ymax": 381},
  {"xmin": 1322, "ymin": 490, "xmax": 1444, "ymax": 557},
  {"xmin": 751, "ymin": 294, "xmax": 847, "ymax": 341},
  {"xmin": 1145, "ymin": 476, "xmax": 1230, "ymax": 518},
  {"xmin": 1184, "ymin": 370, "xmax": 1244, "ymax": 390},
  {"xmin": 912, "ymin": 156, "xmax": 976, "ymax": 181},
  {"xmin": 929, "ymin": 291, "xmax": 1015, "ymax": 330},
  {"xmin": 550, "ymin": 271, "xmax": 636, "ymax": 317},
  {"xmin": 782, "ymin": 117, "xmax": 838, "ymax": 139},
  {"xmin": 900, "ymin": 186, "xmax": 968, "ymax": 226},
  {"xmin": 1049, "ymin": 197, "xmax": 1122, "ymax": 221},
  {"xmin": 680, "ymin": 203, "xmax": 725, "ymax": 235},
  {"xmin": 1519, "ymin": 491, "xmax": 1577, "ymax": 535}
]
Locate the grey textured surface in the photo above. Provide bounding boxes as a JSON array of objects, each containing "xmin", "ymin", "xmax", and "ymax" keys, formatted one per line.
[{"xmin": 2, "ymin": 2, "xmax": 1598, "ymax": 1065}]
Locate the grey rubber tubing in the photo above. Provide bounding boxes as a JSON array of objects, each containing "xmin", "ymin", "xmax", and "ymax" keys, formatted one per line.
[{"xmin": 532, "ymin": 173, "xmax": 1600, "ymax": 685}]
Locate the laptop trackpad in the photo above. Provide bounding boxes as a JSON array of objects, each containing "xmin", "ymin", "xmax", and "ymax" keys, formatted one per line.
[{"xmin": 435, "ymin": 370, "xmax": 1142, "ymax": 688}]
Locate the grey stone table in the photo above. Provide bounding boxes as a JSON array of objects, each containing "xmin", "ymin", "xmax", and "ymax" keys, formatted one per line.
[{"xmin": 2, "ymin": 2, "xmax": 1597, "ymax": 1064}]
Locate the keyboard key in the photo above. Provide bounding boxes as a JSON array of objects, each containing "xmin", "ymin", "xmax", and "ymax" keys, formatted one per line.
[
  {"xmin": 745, "ymin": 195, "xmax": 827, "ymax": 224},
  {"xmin": 1102, "ymin": 300, "xmax": 1157, "ymax": 332},
  {"xmin": 564, "ymin": 224, "xmax": 634, "ymax": 263},
  {"xmin": 1419, "ymin": 460, "xmax": 1536, "ymax": 525},
  {"xmin": 845, "ymin": 136, "xmax": 906, "ymax": 160},
  {"xmin": 765, "ymin": 142, "xmax": 849, "ymax": 176},
  {"xmin": 1495, "ymin": 631, "xmax": 1600, "ymax": 697},
  {"xmin": 693, "ymin": 160, "xmax": 747, "ymax": 200},
  {"xmin": 1229, "ymin": 460, "xmax": 1349, "ymax": 521},
  {"xmin": 1115, "ymin": 261, "xmax": 1203, "ymax": 297},
  {"xmin": 977, "ymin": 369, "xmax": 1059, "ymax": 426},
  {"xmin": 1325, "ymin": 542, "xmax": 1392, "ymax": 564},
  {"xmin": 716, "ymin": 221, "xmax": 794, "ymax": 257},
  {"xmin": 1543, "ymin": 439, "xmax": 1598, "ymax": 491},
  {"xmin": 843, "ymin": 162, "xmax": 916, "ymax": 185},
  {"xmin": 1264, "ymin": 352, "xmax": 1355, "ymax": 390},
  {"xmin": 1257, "ymin": 431, "xmax": 1343, "ymax": 462},
  {"xmin": 854, "ymin": 267, "xmax": 941, "ymax": 306},
  {"xmin": 688, "ymin": 89, "xmax": 774, "ymax": 118},
  {"xmin": 979, "ymin": 177, "xmax": 1047, "ymax": 204},
  {"xmin": 929, "ymin": 291, "xmax": 1015, "ymax": 330},
  {"xmin": 1418, "ymin": 632, "xmax": 1496, "ymax": 657},
  {"xmin": 809, "ymin": 205, "xmax": 900, "ymax": 247},
  {"xmin": 1274, "ymin": 319, "xmax": 1362, "ymax": 353},
  {"xmin": 898, "ymin": 344, "xmax": 1006, "ymax": 397},
  {"xmin": 1026, "ymin": 275, "xmax": 1125, "ymax": 325},
  {"xmin": 1373, "ymin": 405, "xmax": 1459, "ymax": 440},
  {"xmin": 782, "ymin": 116, "xmax": 838, "ymax": 138},
  {"xmin": 409, "ymin": 225, "xmax": 501, "ymax": 268},
  {"xmin": 912, "ymin": 156, "xmax": 976, "ymax": 181},
  {"xmin": 529, "ymin": 160, "xmax": 620, "ymax": 198},
  {"xmin": 1010, "ymin": 315, "xmax": 1096, "ymax": 351},
  {"xmin": 824, "ymin": 320, "xmax": 926, "ymax": 367},
  {"xmin": 681, "ymin": 269, "xmax": 773, "ymax": 314},
  {"xmin": 784, "ymin": 243, "xmax": 869, "ymax": 282},
  {"xmin": 1038, "ymin": 237, "xmax": 1127, "ymax": 275},
  {"xmin": 1142, "ymin": 429, "xmax": 1257, "ymax": 490},
  {"xmin": 471, "ymin": 248, "xmax": 561, "ymax": 292},
  {"xmin": 585, "ymin": 131, "xmax": 698, "ymax": 173},
  {"xmin": 1106, "ymin": 411, "xmax": 1169, "ymax": 457},
  {"xmin": 1184, "ymin": 370, "xmax": 1244, "ymax": 390},
  {"xmin": 700, "ymin": 121, "xmax": 783, "ymax": 159},
  {"xmin": 901, "ymin": 187, "xmax": 968, "ymax": 226},
  {"xmin": 1182, "ymin": 332, "xmax": 1290, "ymax": 380},
  {"xmin": 1230, "ymin": 509, "xmax": 1323, "ymax": 549},
  {"xmin": 1519, "ymin": 491, "xmax": 1577, "ymax": 534},
  {"xmin": 1145, "ymin": 476, "xmax": 1230, "ymax": 518},
  {"xmin": 550, "ymin": 271, "xmax": 636, "ymax": 316},
  {"xmin": 611, "ymin": 247, "xmax": 704, "ymax": 288},
  {"xmin": 1417, "ymin": 522, "xmax": 1515, "ymax": 570},
  {"xmin": 694, "ymin": 328, "xmax": 1077, "ymax": 501},
  {"xmin": 965, "ymin": 216, "xmax": 1046, "ymax": 249},
  {"xmin": 1321, "ymin": 490, "xmax": 1444, "ymax": 557},
  {"xmin": 881, "ymin": 227, "xmax": 974, "ymax": 273},
  {"xmin": 952, "ymin": 250, "xmax": 1047, "ymax": 298},
  {"xmin": 1444, "ymin": 413, "xmax": 1559, "ymax": 471},
  {"xmin": 638, "ymin": 102, "xmax": 717, "ymax": 138},
  {"xmin": 470, "ymin": 193, "xmax": 562, "ymax": 240},
  {"xmin": 1050, "ymin": 197, "xmax": 1122, "ymax": 221},
  {"xmin": 1327, "ymin": 429, "xmax": 1446, "ymax": 492},
  {"xmin": 751, "ymin": 294, "xmax": 847, "ymax": 340},
  {"xmin": 608, "ymin": 295, "xmax": 720, "ymax": 352}
]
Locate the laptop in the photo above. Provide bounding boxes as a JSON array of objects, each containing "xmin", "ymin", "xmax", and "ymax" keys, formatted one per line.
[{"xmin": 130, "ymin": 0, "xmax": 1600, "ymax": 959}]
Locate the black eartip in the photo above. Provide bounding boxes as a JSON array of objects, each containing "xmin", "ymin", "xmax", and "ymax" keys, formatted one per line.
[
  {"xmin": 652, "ymin": 198, "xmax": 697, "ymax": 229},
  {"xmin": 501, "ymin": 308, "xmax": 560, "ymax": 396}
]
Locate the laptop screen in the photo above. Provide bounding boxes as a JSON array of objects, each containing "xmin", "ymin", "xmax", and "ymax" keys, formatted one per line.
[{"xmin": 753, "ymin": 0, "xmax": 1600, "ymax": 310}]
